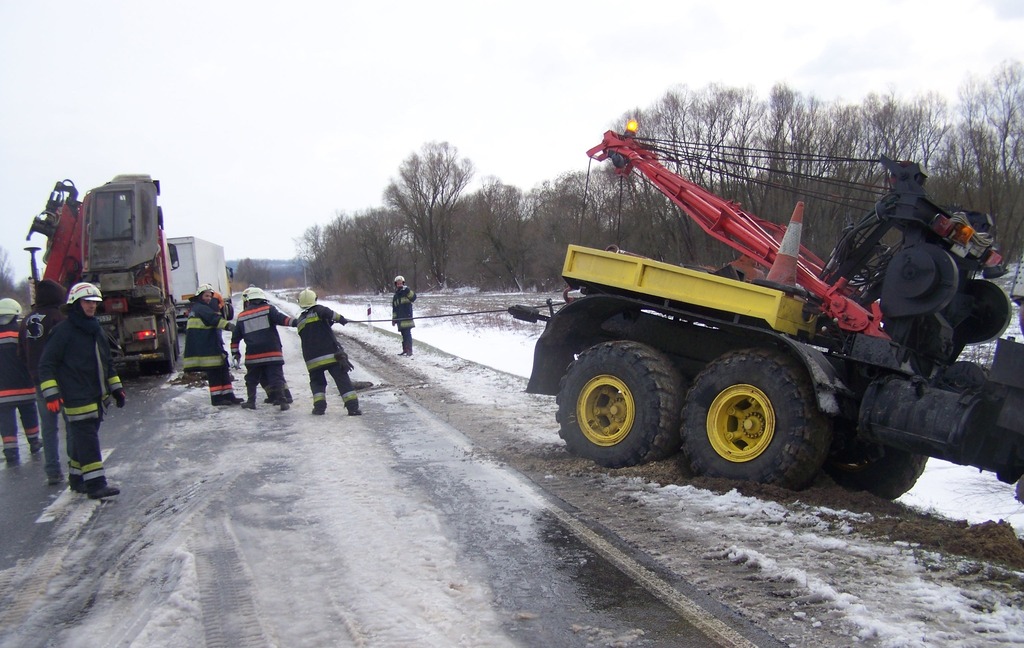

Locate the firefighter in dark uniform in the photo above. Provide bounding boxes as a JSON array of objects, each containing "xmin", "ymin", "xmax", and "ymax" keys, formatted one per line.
[
  {"xmin": 0, "ymin": 298, "xmax": 40, "ymax": 464},
  {"xmin": 182, "ymin": 282, "xmax": 241, "ymax": 406},
  {"xmin": 295, "ymin": 289, "xmax": 361, "ymax": 416},
  {"xmin": 391, "ymin": 275, "xmax": 416, "ymax": 356},
  {"xmin": 230, "ymin": 287, "xmax": 295, "ymax": 411},
  {"xmin": 18, "ymin": 279, "xmax": 67, "ymax": 484},
  {"xmin": 38, "ymin": 282, "xmax": 124, "ymax": 499}
]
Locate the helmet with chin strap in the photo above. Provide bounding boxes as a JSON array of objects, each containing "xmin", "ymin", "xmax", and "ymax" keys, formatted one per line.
[{"xmin": 67, "ymin": 282, "xmax": 103, "ymax": 304}]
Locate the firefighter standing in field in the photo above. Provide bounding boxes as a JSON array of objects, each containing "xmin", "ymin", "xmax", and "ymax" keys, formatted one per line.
[
  {"xmin": 0, "ymin": 298, "xmax": 41, "ymax": 465},
  {"xmin": 17, "ymin": 279, "xmax": 66, "ymax": 484},
  {"xmin": 183, "ymin": 283, "xmax": 242, "ymax": 406},
  {"xmin": 231, "ymin": 287, "xmax": 295, "ymax": 411},
  {"xmin": 392, "ymin": 275, "xmax": 416, "ymax": 356},
  {"xmin": 37, "ymin": 282, "xmax": 124, "ymax": 499},
  {"xmin": 295, "ymin": 289, "xmax": 361, "ymax": 416}
]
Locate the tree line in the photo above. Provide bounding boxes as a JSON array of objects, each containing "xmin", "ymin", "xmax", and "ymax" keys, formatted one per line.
[{"xmin": 302, "ymin": 60, "xmax": 1019, "ymax": 294}]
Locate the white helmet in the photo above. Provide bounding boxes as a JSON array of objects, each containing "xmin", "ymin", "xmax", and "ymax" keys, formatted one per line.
[
  {"xmin": 196, "ymin": 282, "xmax": 215, "ymax": 295},
  {"xmin": 298, "ymin": 289, "xmax": 317, "ymax": 309},
  {"xmin": 67, "ymin": 282, "xmax": 103, "ymax": 304},
  {"xmin": 245, "ymin": 287, "xmax": 267, "ymax": 302},
  {"xmin": 394, "ymin": 275, "xmax": 405, "ymax": 284},
  {"xmin": 0, "ymin": 298, "xmax": 21, "ymax": 316}
]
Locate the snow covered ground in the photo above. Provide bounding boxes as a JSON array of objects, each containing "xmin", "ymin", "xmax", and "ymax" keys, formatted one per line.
[{"xmin": 8, "ymin": 288, "xmax": 1022, "ymax": 648}]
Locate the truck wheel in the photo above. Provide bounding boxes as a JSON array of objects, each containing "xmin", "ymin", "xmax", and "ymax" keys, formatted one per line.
[
  {"xmin": 825, "ymin": 449, "xmax": 928, "ymax": 499},
  {"xmin": 154, "ymin": 321, "xmax": 176, "ymax": 375},
  {"xmin": 556, "ymin": 341, "xmax": 682, "ymax": 467},
  {"xmin": 680, "ymin": 348, "xmax": 831, "ymax": 489}
]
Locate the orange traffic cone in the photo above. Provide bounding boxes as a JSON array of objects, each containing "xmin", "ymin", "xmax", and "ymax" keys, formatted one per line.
[{"xmin": 765, "ymin": 201, "xmax": 804, "ymax": 285}]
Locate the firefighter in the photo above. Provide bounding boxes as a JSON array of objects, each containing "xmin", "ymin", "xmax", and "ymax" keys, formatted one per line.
[
  {"xmin": 37, "ymin": 283, "xmax": 124, "ymax": 499},
  {"xmin": 0, "ymin": 298, "xmax": 40, "ymax": 465},
  {"xmin": 231, "ymin": 287, "xmax": 295, "ymax": 411},
  {"xmin": 17, "ymin": 279, "xmax": 66, "ymax": 484},
  {"xmin": 391, "ymin": 275, "xmax": 416, "ymax": 356},
  {"xmin": 295, "ymin": 289, "xmax": 361, "ymax": 416},
  {"xmin": 241, "ymin": 287, "xmax": 293, "ymax": 404},
  {"xmin": 183, "ymin": 283, "xmax": 241, "ymax": 406}
]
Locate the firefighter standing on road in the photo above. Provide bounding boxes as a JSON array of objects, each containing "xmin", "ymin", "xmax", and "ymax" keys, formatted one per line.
[
  {"xmin": 183, "ymin": 283, "xmax": 242, "ymax": 406},
  {"xmin": 231, "ymin": 287, "xmax": 295, "ymax": 411},
  {"xmin": 37, "ymin": 282, "xmax": 124, "ymax": 499},
  {"xmin": 295, "ymin": 289, "xmax": 361, "ymax": 416},
  {"xmin": 18, "ymin": 279, "xmax": 67, "ymax": 484},
  {"xmin": 0, "ymin": 298, "xmax": 40, "ymax": 465},
  {"xmin": 391, "ymin": 275, "xmax": 416, "ymax": 356}
]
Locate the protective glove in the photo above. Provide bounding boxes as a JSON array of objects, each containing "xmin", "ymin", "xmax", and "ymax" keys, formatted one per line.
[
  {"xmin": 113, "ymin": 388, "xmax": 126, "ymax": 408},
  {"xmin": 391, "ymin": 320, "xmax": 397, "ymax": 327},
  {"xmin": 224, "ymin": 321, "xmax": 235, "ymax": 332},
  {"xmin": 335, "ymin": 349, "xmax": 355, "ymax": 372},
  {"xmin": 232, "ymin": 351, "xmax": 241, "ymax": 364},
  {"xmin": 46, "ymin": 397, "xmax": 63, "ymax": 413},
  {"xmin": 338, "ymin": 315, "xmax": 348, "ymax": 326}
]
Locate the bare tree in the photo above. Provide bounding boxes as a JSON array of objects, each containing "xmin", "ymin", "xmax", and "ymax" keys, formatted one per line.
[
  {"xmin": 234, "ymin": 258, "xmax": 271, "ymax": 289},
  {"xmin": 384, "ymin": 142, "xmax": 474, "ymax": 288},
  {"xmin": 351, "ymin": 208, "xmax": 406, "ymax": 291},
  {"xmin": 0, "ymin": 248, "xmax": 15, "ymax": 297},
  {"xmin": 295, "ymin": 223, "xmax": 334, "ymax": 288}
]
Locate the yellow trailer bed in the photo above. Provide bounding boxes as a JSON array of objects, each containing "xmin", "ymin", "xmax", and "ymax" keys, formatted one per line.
[{"xmin": 561, "ymin": 245, "xmax": 816, "ymax": 337}]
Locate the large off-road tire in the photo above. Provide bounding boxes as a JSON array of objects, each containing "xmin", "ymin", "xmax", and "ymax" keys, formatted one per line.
[
  {"xmin": 680, "ymin": 348, "xmax": 832, "ymax": 490},
  {"xmin": 556, "ymin": 341, "xmax": 682, "ymax": 468},
  {"xmin": 825, "ymin": 448, "xmax": 929, "ymax": 500}
]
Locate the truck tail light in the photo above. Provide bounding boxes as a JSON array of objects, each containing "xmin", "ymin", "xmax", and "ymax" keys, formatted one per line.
[
  {"xmin": 105, "ymin": 297, "xmax": 129, "ymax": 313},
  {"xmin": 133, "ymin": 330, "xmax": 157, "ymax": 342}
]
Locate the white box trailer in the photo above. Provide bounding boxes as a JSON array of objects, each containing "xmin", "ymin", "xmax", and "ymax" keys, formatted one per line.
[{"xmin": 167, "ymin": 236, "xmax": 233, "ymax": 330}]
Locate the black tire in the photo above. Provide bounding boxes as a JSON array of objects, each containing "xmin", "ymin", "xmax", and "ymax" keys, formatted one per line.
[
  {"xmin": 680, "ymin": 348, "xmax": 832, "ymax": 490},
  {"xmin": 153, "ymin": 319, "xmax": 176, "ymax": 375},
  {"xmin": 825, "ymin": 448, "xmax": 928, "ymax": 500},
  {"xmin": 556, "ymin": 341, "xmax": 682, "ymax": 468}
]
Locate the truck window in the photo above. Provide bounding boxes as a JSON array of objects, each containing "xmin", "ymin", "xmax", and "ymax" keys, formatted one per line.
[{"xmin": 91, "ymin": 191, "xmax": 134, "ymax": 241}]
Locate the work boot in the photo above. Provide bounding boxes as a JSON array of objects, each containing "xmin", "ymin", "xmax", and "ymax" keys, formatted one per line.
[
  {"xmin": 346, "ymin": 403, "xmax": 363, "ymax": 416},
  {"xmin": 227, "ymin": 396, "xmax": 244, "ymax": 405},
  {"xmin": 87, "ymin": 484, "xmax": 120, "ymax": 500},
  {"xmin": 3, "ymin": 449, "xmax": 18, "ymax": 465},
  {"xmin": 69, "ymin": 480, "xmax": 88, "ymax": 494},
  {"xmin": 241, "ymin": 400, "xmax": 256, "ymax": 410},
  {"xmin": 278, "ymin": 401, "xmax": 290, "ymax": 412},
  {"xmin": 29, "ymin": 439, "xmax": 42, "ymax": 454},
  {"xmin": 312, "ymin": 401, "xmax": 326, "ymax": 416},
  {"xmin": 46, "ymin": 471, "xmax": 64, "ymax": 486}
]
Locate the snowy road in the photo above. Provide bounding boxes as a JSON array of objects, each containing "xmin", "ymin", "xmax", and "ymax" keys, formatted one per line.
[
  {"xmin": 0, "ymin": 319, "xmax": 774, "ymax": 647},
  {"xmin": 3, "ymin": 290, "xmax": 1024, "ymax": 647}
]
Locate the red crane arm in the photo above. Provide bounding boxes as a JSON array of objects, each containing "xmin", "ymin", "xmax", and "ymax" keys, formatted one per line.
[{"xmin": 587, "ymin": 130, "xmax": 886, "ymax": 337}]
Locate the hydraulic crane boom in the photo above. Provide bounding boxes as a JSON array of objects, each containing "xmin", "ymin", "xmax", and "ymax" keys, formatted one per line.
[{"xmin": 586, "ymin": 129, "xmax": 888, "ymax": 336}]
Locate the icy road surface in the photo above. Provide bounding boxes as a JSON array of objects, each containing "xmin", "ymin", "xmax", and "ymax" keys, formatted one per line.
[{"xmin": 0, "ymin": 290, "xmax": 1022, "ymax": 647}]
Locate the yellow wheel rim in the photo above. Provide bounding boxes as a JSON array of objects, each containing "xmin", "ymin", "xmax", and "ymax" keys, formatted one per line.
[
  {"xmin": 706, "ymin": 384, "xmax": 775, "ymax": 462},
  {"xmin": 576, "ymin": 374, "xmax": 635, "ymax": 446}
]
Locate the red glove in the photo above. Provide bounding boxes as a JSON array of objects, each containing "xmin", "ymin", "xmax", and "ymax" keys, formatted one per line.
[
  {"xmin": 113, "ymin": 388, "xmax": 126, "ymax": 408},
  {"xmin": 46, "ymin": 397, "xmax": 63, "ymax": 413}
]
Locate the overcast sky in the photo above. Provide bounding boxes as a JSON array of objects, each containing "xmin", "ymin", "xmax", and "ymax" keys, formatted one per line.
[{"xmin": 1, "ymin": 0, "xmax": 1022, "ymax": 273}]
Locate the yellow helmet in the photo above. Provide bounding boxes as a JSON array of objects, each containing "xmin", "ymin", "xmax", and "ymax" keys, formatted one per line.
[
  {"xmin": 0, "ymin": 298, "xmax": 21, "ymax": 317},
  {"xmin": 67, "ymin": 282, "xmax": 103, "ymax": 304},
  {"xmin": 298, "ymin": 289, "xmax": 317, "ymax": 309},
  {"xmin": 244, "ymin": 287, "xmax": 267, "ymax": 302}
]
